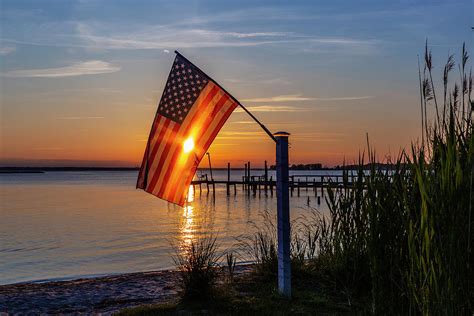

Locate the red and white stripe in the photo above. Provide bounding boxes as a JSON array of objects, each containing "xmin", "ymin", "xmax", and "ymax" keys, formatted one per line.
[{"xmin": 137, "ymin": 82, "xmax": 237, "ymax": 206}]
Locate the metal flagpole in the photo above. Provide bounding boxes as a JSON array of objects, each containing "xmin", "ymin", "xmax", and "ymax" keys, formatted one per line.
[
  {"xmin": 274, "ymin": 131, "xmax": 291, "ymax": 297},
  {"xmin": 174, "ymin": 51, "xmax": 290, "ymax": 296}
]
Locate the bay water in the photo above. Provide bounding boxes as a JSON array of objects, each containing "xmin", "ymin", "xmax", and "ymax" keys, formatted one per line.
[{"xmin": 0, "ymin": 169, "xmax": 338, "ymax": 285}]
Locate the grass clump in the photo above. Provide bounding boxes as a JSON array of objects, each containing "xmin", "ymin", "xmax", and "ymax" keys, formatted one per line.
[
  {"xmin": 225, "ymin": 251, "xmax": 237, "ymax": 282},
  {"xmin": 172, "ymin": 235, "xmax": 221, "ymax": 301},
  {"xmin": 237, "ymin": 210, "xmax": 279, "ymax": 278}
]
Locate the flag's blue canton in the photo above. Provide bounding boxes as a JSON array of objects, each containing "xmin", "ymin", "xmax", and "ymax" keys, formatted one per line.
[{"xmin": 157, "ymin": 56, "xmax": 209, "ymax": 124}]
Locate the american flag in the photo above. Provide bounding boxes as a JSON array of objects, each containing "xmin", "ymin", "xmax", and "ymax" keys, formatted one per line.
[{"xmin": 137, "ymin": 53, "xmax": 238, "ymax": 206}]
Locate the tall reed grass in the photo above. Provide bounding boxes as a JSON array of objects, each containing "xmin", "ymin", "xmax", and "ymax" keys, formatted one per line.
[
  {"xmin": 240, "ymin": 42, "xmax": 473, "ymax": 314},
  {"xmin": 406, "ymin": 41, "xmax": 473, "ymax": 314}
]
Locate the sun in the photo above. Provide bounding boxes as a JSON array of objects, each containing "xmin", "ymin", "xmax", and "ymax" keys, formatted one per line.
[{"xmin": 183, "ymin": 137, "xmax": 194, "ymax": 153}]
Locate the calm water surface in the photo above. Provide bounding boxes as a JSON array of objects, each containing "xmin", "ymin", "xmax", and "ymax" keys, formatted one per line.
[{"xmin": 0, "ymin": 170, "xmax": 337, "ymax": 285}]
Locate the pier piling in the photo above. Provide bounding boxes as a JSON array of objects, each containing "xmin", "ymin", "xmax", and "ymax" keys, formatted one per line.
[
  {"xmin": 264, "ymin": 160, "xmax": 268, "ymax": 196},
  {"xmin": 227, "ymin": 163, "xmax": 230, "ymax": 196}
]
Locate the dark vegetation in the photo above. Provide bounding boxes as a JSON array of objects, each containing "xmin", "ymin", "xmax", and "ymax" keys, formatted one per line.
[
  {"xmin": 269, "ymin": 163, "xmax": 399, "ymax": 170},
  {"xmin": 120, "ymin": 43, "xmax": 473, "ymax": 315},
  {"xmin": 171, "ymin": 236, "xmax": 221, "ymax": 301},
  {"xmin": 270, "ymin": 163, "xmax": 324, "ymax": 170}
]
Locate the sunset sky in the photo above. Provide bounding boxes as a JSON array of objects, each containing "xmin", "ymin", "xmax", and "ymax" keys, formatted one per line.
[{"xmin": 1, "ymin": 0, "xmax": 471, "ymax": 168}]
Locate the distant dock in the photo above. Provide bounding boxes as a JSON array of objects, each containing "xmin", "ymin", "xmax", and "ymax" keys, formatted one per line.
[{"xmin": 191, "ymin": 161, "xmax": 354, "ymax": 203}]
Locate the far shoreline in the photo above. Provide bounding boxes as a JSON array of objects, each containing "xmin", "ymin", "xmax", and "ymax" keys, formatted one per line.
[{"xmin": 0, "ymin": 163, "xmax": 396, "ymax": 173}]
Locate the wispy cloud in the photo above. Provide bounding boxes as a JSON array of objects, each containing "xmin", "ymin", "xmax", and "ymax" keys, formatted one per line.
[
  {"xmin": 76, "ymin": 23, "xmax": 292, "ymax": 49},
  {"xmin": 260, "ymin": 78, "xmax": 291, "ymax": 85},
  {"xmin": 218, "ymin": 31, "xmax": 291, "ymax": 38},
  {"xmin": 75, "ymin": 23, "xmax": 375, "ymax": 52},
  {"xmin": 217, "ymin": 131, "xmax": 267, "ymax": 140},
  {"xmin": 3, "ymin": 60, "xmax": 120, "ymax": 78},
  {"xmin": 216, "ymin": 131, "xmax": 336, "ymax": 141},
  {"xmin": 32, "ymin": 147, "xmax": 63, "ymax": 151},
  {"xmin": 241, "ymin": 94, "xmax": 374, "ymax": 103},
  {"xmin": 57, "ymin": 116, "xmax": 105, "ymax": 120},
  {"xmin": 0, "ymin": 45, "xmax": 16, "ymax": 56},
  {"xmin": 221, "ymin": 131, "xmax": 262, "ymax": 135},
  {"xmin": 209, "ymin": 143, "xmax": 234, "ymax": 146},
  {"xmin": 217, "ymin": 130, "xmax": 344, "ymax": 142},
  {"xmin": 0, "ymin": 15, "xmax": 377, "ymax": 54},
  {"xmin": 317, "ymin": 96, "xmax": 374, "ymax": 101},
  {"xmin": 230, "ymin": 121, "xmax": 256, "ymax": 124},
  {"xmin": 241, "ymin": 95, "xmax": 313, "ymax": 102},
  {"xmin": 224, "ymin": 77, "xmax": 291, "ymax": 85},
  {"xmin": 234, "ymin": 105, "xmax": 305, "ymax": 112}
]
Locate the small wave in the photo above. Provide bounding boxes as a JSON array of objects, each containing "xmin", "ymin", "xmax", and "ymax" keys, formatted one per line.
[{"xmin": 0, "ymin": 246, "xmax": 60, "ymax": 253}]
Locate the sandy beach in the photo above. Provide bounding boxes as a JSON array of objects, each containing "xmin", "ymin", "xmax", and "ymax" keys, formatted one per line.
[
  {"xmin": 0, "ymin": 265, "xmax": 254, "ymax": 315},
  {"xmin": 0, "ymin": 270, "xmax": 181, "ymax": 314}
]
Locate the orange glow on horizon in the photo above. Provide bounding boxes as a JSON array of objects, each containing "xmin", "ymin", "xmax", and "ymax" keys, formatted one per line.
[{"xmin": 0, "ymin": 93, "xmax": 421, "ymax": 168}]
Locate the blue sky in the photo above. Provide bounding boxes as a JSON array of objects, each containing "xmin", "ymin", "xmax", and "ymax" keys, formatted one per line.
[{"xmin": 0, "ymin": 0, "xmax": 471, "ymax": 166}]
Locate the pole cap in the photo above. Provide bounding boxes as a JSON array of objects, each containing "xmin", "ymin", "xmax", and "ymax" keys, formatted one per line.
[{"xmin": 273, "ymin": 131, "xmax": 290, "ymax": 137}]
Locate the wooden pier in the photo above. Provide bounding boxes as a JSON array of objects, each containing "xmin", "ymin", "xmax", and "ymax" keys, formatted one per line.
[{"xmin": 190, "ymin": 161, "xmax": 353, "ymax": 203}]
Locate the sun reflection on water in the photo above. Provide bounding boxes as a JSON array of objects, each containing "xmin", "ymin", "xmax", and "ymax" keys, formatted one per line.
[{"xmin": 180, "ymin": 185, "xmax": 195, "ymax": 245}]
